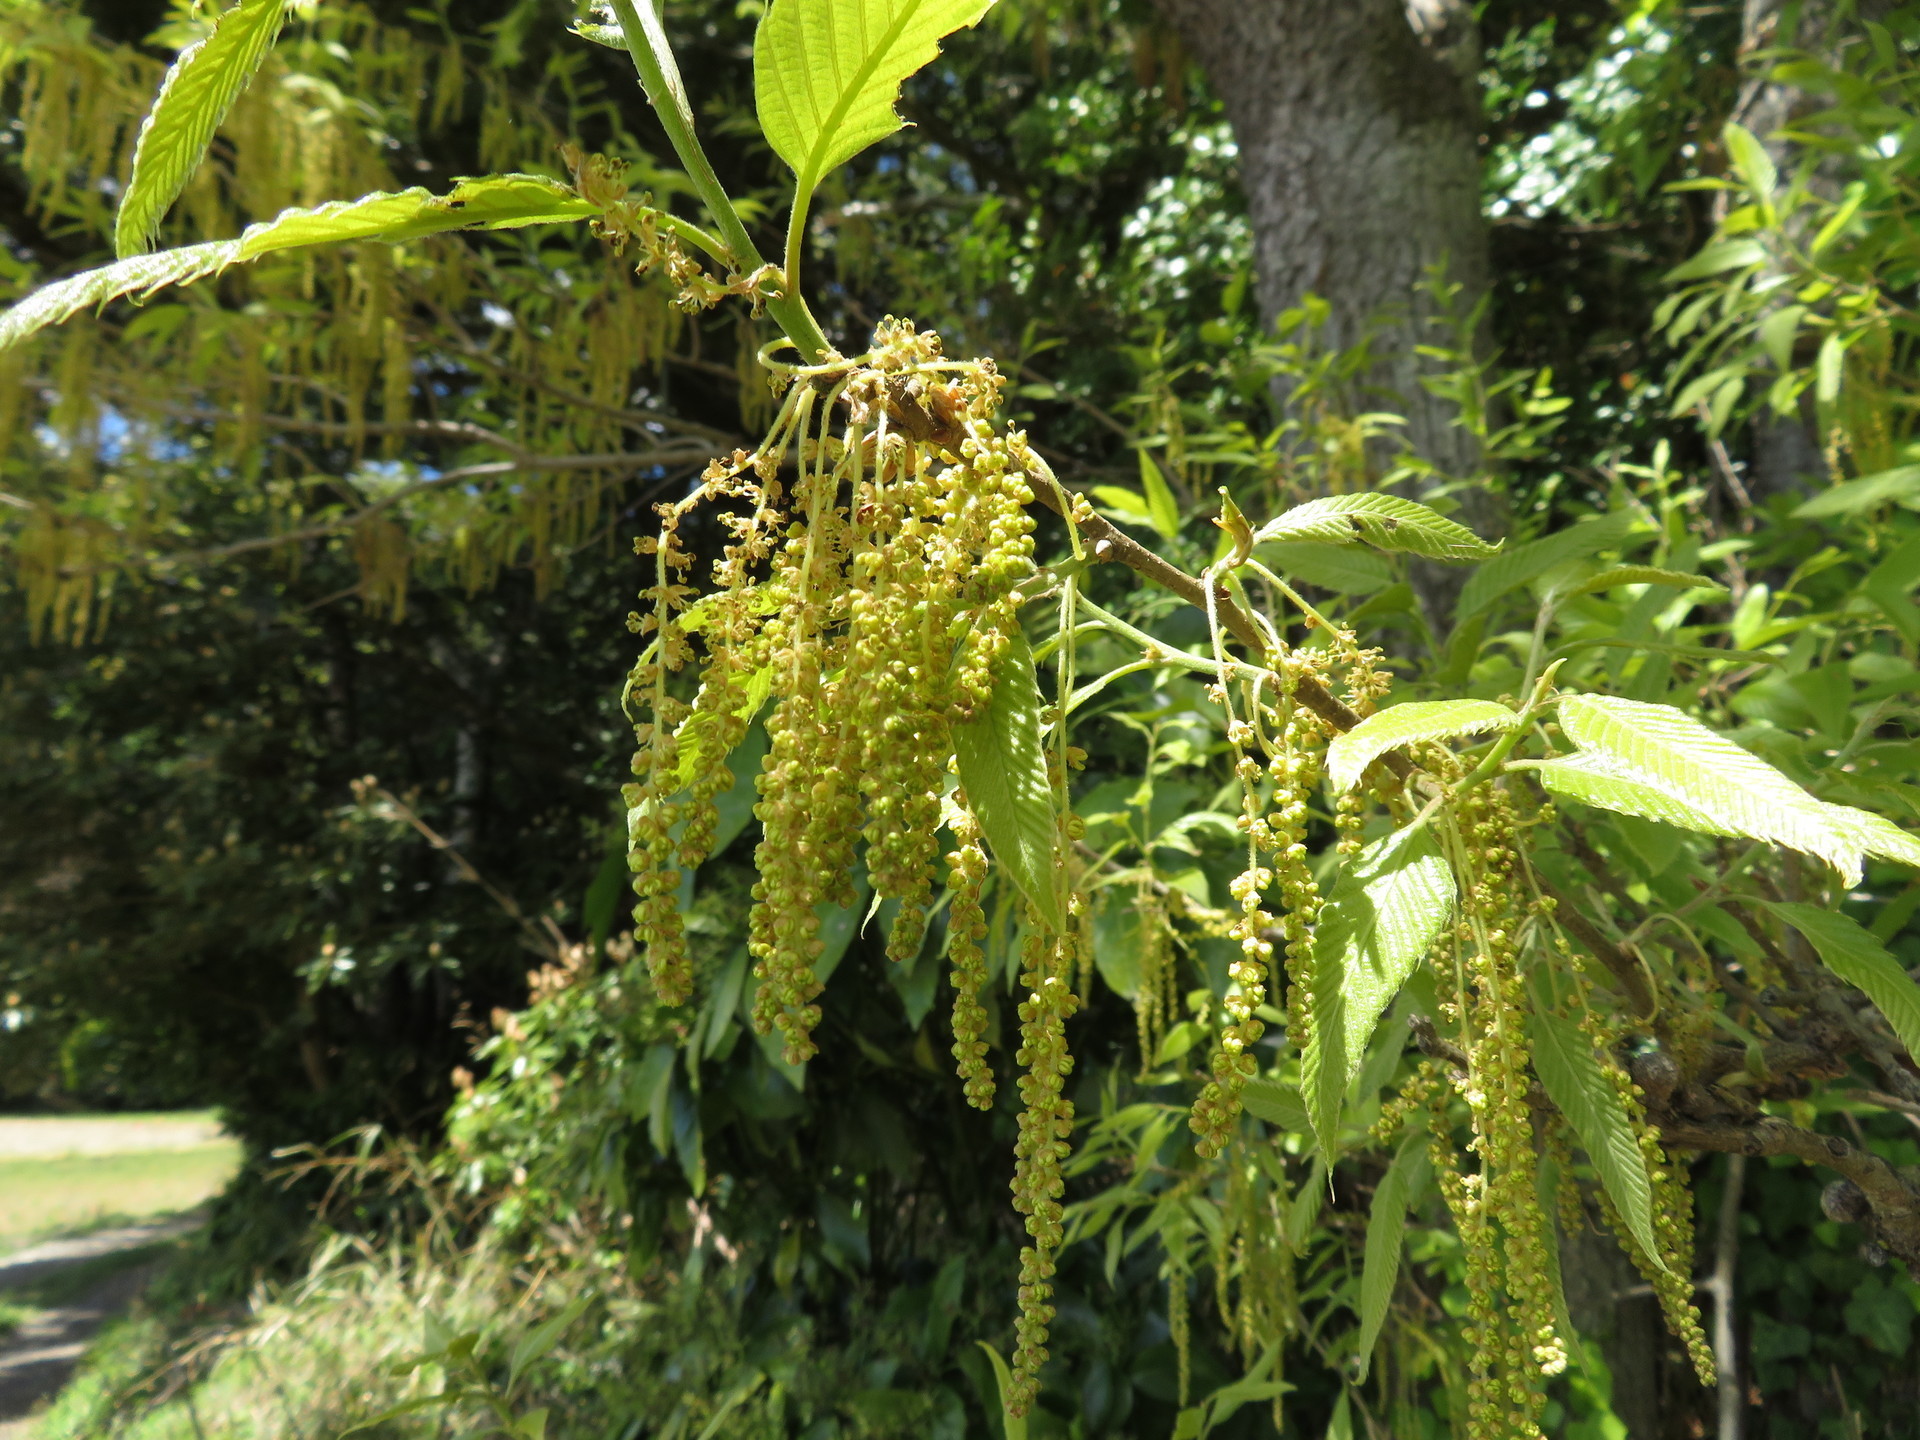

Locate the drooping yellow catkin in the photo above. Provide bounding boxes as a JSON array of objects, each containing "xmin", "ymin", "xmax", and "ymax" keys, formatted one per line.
[
  {"xmin": 1192, "ymin": 712, "xmax": 1277, "ymax": 1157},
  {"xmin": 1433, "ymin": 783, "xmax": 1568, "ymax": 1440},
  {"xmin": 944, "ymin": 797, "xmax": 995, "ymax": 1109},
  {"xmin": 1134, "ymin": 887, "xmax": 1178, "ymax": 1077},
  {"xmin": 1007, "ymin": 922, "xmax": 1079, "ymax": 1415}
]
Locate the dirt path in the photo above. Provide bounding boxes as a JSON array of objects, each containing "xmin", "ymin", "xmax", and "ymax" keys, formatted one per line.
[
  {"xmin": 0, "ymin": 1214, "xmax": 203, "ymax": 1438},
  {"xmin": 0, "ymin": 1115, "xmax": 224, "ymax": 1161}
]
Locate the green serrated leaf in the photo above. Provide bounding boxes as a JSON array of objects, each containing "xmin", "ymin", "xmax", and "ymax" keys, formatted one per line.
[
  {"xmin": 1791, "ymin": 465, "xmax": 1920, "ymax": 519},
  {"xmin": 1551, "ymin": 565, "xmax": 1726, "ymax": 604},
  {"xmin": 117, "ymin": 0, "xmax": 288, "ymax": 258},
  {"xmin": 1139, "ymin": 449, "xmax": 1181, "ymax": 541},
  {"xmin": 1455, "ymin": 512, "xmax": 1641, "ymax": 621},
  {"xmin": 1252, "ymin": 493, "xmax": 1499, "ymax": 562},
  {"xmin": 953, "ymin": 629, "xmax": 1063, "ymax": 931},
  {"xmin": 1, "ymin": 176, "xmax": 598, "ymax": 354},
  {"xmin": 1529, "ymin": 1003, "xmax": 1667, "ymax": 1272},
  {"xmin": 1767, "ymin": 902, "xmax": 1920, "ymax": 1061},
  {"xmin": 1555, "ymin": 693, "xmax": 1863, "ymax": 884},
  {"xmin": 1355, "ymin": 1136, "xmax": 1423, "ymax": 1382},
  {"xmin": 1240, "ymin": 1076, "xmax": 1307, "ymax": 1131},
  {"xmin": 1531, "ymin": 752, "xmax": 1740, "ymax": 838},
  {"xmin": 754, "ymin": 0, "xmax": 996, "ymax": 207},
  {"xmin": 1300, "ymin": 826, "xmax": 1454, "ymax": 1157},
  {"xmin": 1325, "ymin": 699, "xmax": 1518, "ymax": 794},
  {"xmin": 1823, "ymin": 803, "xmax": 1920, "ymax": 870}
]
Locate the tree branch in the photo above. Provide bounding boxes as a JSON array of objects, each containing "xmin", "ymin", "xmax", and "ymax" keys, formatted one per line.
[{"xmin": 1656, "ymin": 1112, "xmax": 1920, "ymax": 1274}]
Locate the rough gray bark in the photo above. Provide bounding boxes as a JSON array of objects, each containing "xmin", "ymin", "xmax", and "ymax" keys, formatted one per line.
[
  {"xmin": 1148, "ymin": 0, "xmax": 1487, "ymax": 473},
  {"xmin": 1722, "ymin": 0, "xmax": 1862, "ymax": 503},
  {"xmin": 1149, "ymin": 0, "xmax": 1494, "ymax": 618}
]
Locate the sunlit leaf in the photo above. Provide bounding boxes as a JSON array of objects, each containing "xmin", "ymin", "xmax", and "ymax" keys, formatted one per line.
[
  {"xmin": 1325, "ymin": 699, "xmax": 1517, "ymax": 794},
  {"xmin": 1550, "ymin": 565, "xmax": 1725, "ymax": 603},
  {"xmin": 1723, "ymin": 121, "xmax": 1777, "ymax": 205},
  {"xmin": 1554, "ymin": 693, "xmax": 1863, "ymax": 884},
  {"xmin": 755, "ymin": 0, "xmax": 996, "ymax": 208},
  {"xmin": 1252, "ymin": 493, "xmax": 1498, "ymax": 562},
  {"xmin": 1823, "ymin": 803, "xmax": 1920, "ymax": 871},
  {"xmin": 0, "ymin": 176, "xmax": 598, "ymax": 353},
  {"xmin": 1791, "ymin": 464, "xmax": 1920, "ymax": 519},
  {"xmin": 1300, "ymin": 826, "xmax": 1453, "ymax": 1156},
  {"xmin": 117, "ymin": 0, "xmax": 288, "ymax": 258},
  {"xmin": 1138, "ymin": 449, "xmax": 1181, "ymax": 541}
]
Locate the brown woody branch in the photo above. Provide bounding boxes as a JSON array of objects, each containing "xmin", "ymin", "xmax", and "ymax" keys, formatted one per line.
[{"xmin": 1656, "ymin": 1112, "xmax": 1920, "ymax": 1273}]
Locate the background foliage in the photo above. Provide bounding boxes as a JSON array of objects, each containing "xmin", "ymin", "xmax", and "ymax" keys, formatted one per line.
[{"xmin": 5, "ymin": 2, "xmax": 1920, "ymax": 1438}]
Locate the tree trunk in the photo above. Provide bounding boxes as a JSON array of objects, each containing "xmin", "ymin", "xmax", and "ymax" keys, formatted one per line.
[
  {"xmin": 1149, "ymin": 0, "xmax": 1493, "ymax": 616},
  {"xmin": 1726, "ymin": 0, "xmax": 1836, "ymax": 504}
]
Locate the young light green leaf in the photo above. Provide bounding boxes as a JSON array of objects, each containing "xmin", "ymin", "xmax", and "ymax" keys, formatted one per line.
[
  {"xmin": 1823, "ymin": 803, "xmax": 1920, "ymax": 871},
  {"xmin": 1325, "ymin": 699, "xmax": 1518, "ymax": 794},
  {"xmin": 1767, "ymin": 902, "xmax": 1920, "ymax": 1061},
  {"xmin": 1529, "ymin": 1005, "xmax": 1667, "ymax": 1272},
  {"xmin": 1300, "ymin": 826, "xmax": 1454, "ymax": 1156},
  {"xmin": 1252, "ymin": 493, "xmax": 1499, "ymax": 562},
  {"xmin": 754, "ymin": 0, "xmax": 996, "ymax": 207},
  {"xmin": 1089, "ymin": 485, "xmax": 1156, "ymax": 530},
  {"xmin": 953, "ymin": 629, "xmax": 1063, "ymax": 932},
  {"xmin": 1454, "ymin": 511, "xmax": 1642, "ymax": 621},
  {"xmin": 0, "ymin": 176, "xmax": 599, "ymax": 354},
  {"xmin": 1816, "ymin": 332, "xmax": 1847, "ymax": 403},
  {"xmin": 1138, "ymin": 448, "xmax": 1181, "ymax": 541},
  {"xmin": 1530, "ymin": 752, "xmax": 1740, "ymax": 839},
  {"xmin": 1550, "ymin": 565, "xmax": 1726, "ymax": 604},
  {"xmin": 1354, "ymin": 1136, "xmax": 1423, "ymax": 1381},
  {"xmin": 1556, "ymin": 693, "xmax": 1864, "ymax": 884},
  {"xmin": 1791, "ymin": 464, "xmax": 1920, "ymax": 519},
  {"xmin": 116, "ymin": 0, "xmax": 288, "ymax": 258},
  {"xmin": 0, "ymin": 241, "xmax": 238, "ymax": 353}
]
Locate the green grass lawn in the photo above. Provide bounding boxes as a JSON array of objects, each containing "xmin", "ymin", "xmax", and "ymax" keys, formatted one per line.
[{"xmin": 0, "ymin": 1142, "xmax": 241, "ymax": 1256}]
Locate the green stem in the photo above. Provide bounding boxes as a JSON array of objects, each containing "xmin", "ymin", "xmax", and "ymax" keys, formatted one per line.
[
  {"xmin": 784, "ymin": 189, "xmax": 811, "ymax": 323},
  {"xmin": 1455, "ymin": 658, "xmax": 1565, "ymax": 797},
  {"xmin": 656, "ymin": 213, "xmax": 732, "ymax": 267},
  {"xmin": 607, "ymin": 0, "xmax": 832, "ymax": 362}
]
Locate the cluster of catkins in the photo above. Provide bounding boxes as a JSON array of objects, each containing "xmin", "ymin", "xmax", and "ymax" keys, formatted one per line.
[
  {"xmin": 626, "ymin": 320, "xmax": 1096, "ymax": 1416},
  {"xmin": 1190, "ymin": 629, "xmax": 1384, "ymax": 1158},
  {"xmin": 626, "ymin": 319, "xmax": 1040, "ymax": 1064}
]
